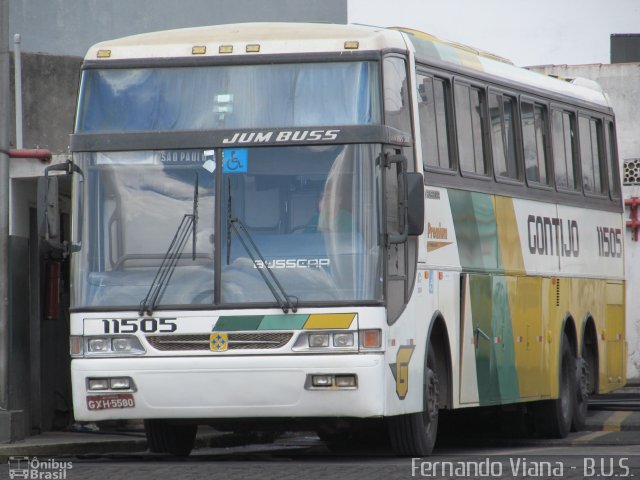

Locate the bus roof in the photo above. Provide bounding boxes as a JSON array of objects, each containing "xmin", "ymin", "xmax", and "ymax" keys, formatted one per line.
[
  {"xmin": 86, "ymin": 22, "xmax": 406, "ymax": 60},
  {"xmin": 85, "ymin": 22, "xmax": 610, "ymax": 110}
]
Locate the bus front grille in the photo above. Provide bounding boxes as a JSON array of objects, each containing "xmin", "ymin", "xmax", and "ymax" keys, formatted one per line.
[{"xmin": 146, "ymin": 332, "xmax": 294, "ymax": 351}]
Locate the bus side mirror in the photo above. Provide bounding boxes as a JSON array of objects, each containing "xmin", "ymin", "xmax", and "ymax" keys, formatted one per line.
[
  {"xmin": 37, "ymin": 175, "xmax": 61, "ymax": 248},
  {"xmin": 406, "ymin": 172, "xmax": 424, "ymax": 236}
]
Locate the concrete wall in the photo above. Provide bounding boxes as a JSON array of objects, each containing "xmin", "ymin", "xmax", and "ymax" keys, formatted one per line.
[
  {"xmin": 529, "ymin": 63, "xmax": 640, "ymax": 380},
  {"xmin": 10, "ymin": 53, "xmax": 82, "ymax": 154},
  {"xmin": 9, "ymin": 0, "xmax": 348, "ymax": 57}
]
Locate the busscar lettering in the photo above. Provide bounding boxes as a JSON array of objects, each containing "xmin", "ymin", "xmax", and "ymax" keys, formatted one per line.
[
  {"xmin": 526, "ymin": 215, "xmax": 579, "ymax": 257},
  {"xmin": 222, "ymin": 129, "xmax": 340, "ymax": 145},
  {"xmin": 254, "ymin": 258, "xmax": 330, "ymax": 269}
]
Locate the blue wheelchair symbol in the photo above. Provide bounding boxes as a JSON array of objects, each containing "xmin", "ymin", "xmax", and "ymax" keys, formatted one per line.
[{"xmin": 223, "ymin": 149, "xmax": 248, "ymax": 173}]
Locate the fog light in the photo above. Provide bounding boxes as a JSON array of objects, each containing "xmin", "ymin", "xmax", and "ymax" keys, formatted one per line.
[
  {"xmin": 335, "ymin": 375, "xmax": 357, "ymax": 388},
  {"xmin": 87, "ymin": 338, "xmax": 110, "ymax": 353},
  {"xmin": 109, "ymin": 377, "xmax": 132, "ymax": 390},
  {"xmin": 333, "ymin": 333, "xmax": 354, "ymax": 347},
  {"xmin": 312, "ymin": 375, "xmax": 333, "ymax": 387},
  {"xmin": 309, "ymin": 333, "xmax": 329, "ymax": 348},
  {"xmin": 87, "ymin": 378, "xmax": 109, "ymax": 391}
]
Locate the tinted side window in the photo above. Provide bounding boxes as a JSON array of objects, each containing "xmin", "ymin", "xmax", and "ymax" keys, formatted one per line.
[
  {"xmin": 489, "ymin": 93, "xmax": 519, "ymax": 180},
  {"xmin": 417, "ymin": 74, "xmax": 452, "ymax": 170},
  {"xmin": 522, "ymin": 101, "xmax": 549, "ymax": 185},
  {"xmin": 383, "ymin": 57, "xmax": 411, "ymax": 135},
  {"xmin": 551, "ymin": 109, "xmax": 578, "ymax": 190},
  {"xmin": 579, "ymin": 116, "xmax": 605, "ymax": 194},
  {"xmin": 605, "ymin": 120, "xmax": 621, "ymax": 199},
  {"xmin": 455, "ymin": 83, "xmax": 487, "ymax": 175}
]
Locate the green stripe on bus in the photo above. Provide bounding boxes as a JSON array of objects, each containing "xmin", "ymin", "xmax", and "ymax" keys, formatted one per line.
[
  {"xmin": 469, "ymin": 274, "xmax": 498, "ymax": 405},
  {"xmin": 448, "ymin": 190, "xmax": 500, "ymax": 272},
  {"xmin": 469, "ymin": 275, "xmax": 520, "ymax": 405},
  {"xmin": 492, "ymin": 276, "xmax": 520, "ymax": 403},
  {"xmin": 214, "ymin": 316, "xmax": 263, "ymax": 331},
  {"xmin": 257, "ymin": 314, "xmax": 309, "ymax": 330}
]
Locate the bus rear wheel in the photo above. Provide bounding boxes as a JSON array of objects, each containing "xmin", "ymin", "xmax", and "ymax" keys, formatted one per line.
[
  {"xmin": 571, "ymin": 356, "xmax": 589, "ymax": 431},
  {"xmin": 144, "ymin": 420, "xmax": 197, "ymax": 456},
  {"xmin": 533, "ymin": 336, "xmax": 575, "ymax": 438},
  {"xmin": 387, "ymin": 346, "xmax": 439, "ymax": 456}
]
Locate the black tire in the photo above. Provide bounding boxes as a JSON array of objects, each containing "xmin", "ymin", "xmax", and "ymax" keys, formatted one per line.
[
  {"xmin": 387, "ymin": 345, "xmax": 439, "ymax": 456},
  {"xmin": 571, "ymin": 356, "xmax": 589, "ymax": 432},
  {"xmin": 533, "ymin": 336, "xmax": 575, "ymax": 438},
  {"xmin": 144, "ymin": 420, "xmax": 197, "ymax": 456}
]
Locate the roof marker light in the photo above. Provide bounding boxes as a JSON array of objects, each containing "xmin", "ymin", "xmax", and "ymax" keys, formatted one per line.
[
  {"xmin": 344, "ymin": 41, "xmax": 359, "ymax": 50},
  {"xmin": 246, "ymin": 44, "xmax": 260, "ymax": 53},
  {"xmin": 219, "ymin": 45, "xmax": 233, "ymax": 54},
  {"xmin": 97, "ymin": 49, "xmax": 111, "ymax": 58},
  {"xmin": 192, "ymin": 46, "xmax": 207, "ymax": 55}
]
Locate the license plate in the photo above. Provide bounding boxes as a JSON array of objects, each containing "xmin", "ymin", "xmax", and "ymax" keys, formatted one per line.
[{"xmin": 86, "ymin": 394, "xmax": 135, "ymax": 410}]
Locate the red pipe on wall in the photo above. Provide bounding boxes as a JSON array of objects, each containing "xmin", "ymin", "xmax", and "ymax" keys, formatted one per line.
[
  {"xmin": 8, "ymin": 148, "xmax": 52, "ymax": 161},
  {"xmin": 625, "ymin": 197, "xmax": 640, "ymax": 242}
]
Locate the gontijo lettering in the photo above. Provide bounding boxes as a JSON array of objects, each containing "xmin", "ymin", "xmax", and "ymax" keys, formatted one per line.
[{"xmin": 527, "ymin": 214, "xmax": 579, "ymax": 257}]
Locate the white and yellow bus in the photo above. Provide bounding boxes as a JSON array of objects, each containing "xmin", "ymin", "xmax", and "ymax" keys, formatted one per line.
[{"xmin": 65, "ymin": 23, "xmax": 625, "ymax": 456}]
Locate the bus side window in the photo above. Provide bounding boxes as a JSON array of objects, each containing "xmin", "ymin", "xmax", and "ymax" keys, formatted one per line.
[
  {"xmin": 605, "ymin": 120, "xmax": 621, "ymax": 199},
  {"xmin": 579, "ymin": 116, "xmax": 605, "ymax": 194},
  {"xmin": 489, "ymin": 92, "xmax": 519, "ymax": 180},
  {"xmin": 551, "ymin": 109, "xmax": 579, "ymax": 191},
  {"xmin": 417, "ymin": 74, "xmax": 452, "ymax": 171},
  {"xmin": 384, "ymin": 57, "xmax": 411, "ymax": 136},
  {"xmin": 522, "ymin": 101, "xmax": 550, "ymax": 185},
  {"xmin": 455, "ymin": 83, "xmax": 488, "ymax": 176}
]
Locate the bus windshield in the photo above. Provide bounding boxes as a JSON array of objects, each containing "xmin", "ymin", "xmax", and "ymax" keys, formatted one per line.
[
  {"xmin": 71, "ymin": 144, "xmax": 383, "ymax": 310},
  {"xmin": 75, "ymin": 61, "xmax": 380, "ymax": 132}
]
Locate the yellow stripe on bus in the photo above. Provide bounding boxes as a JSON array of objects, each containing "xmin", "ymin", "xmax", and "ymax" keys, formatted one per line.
[
  {"xmin": 303, "ymin": 313, "xmax": 356, "ymax": 330},
  {"xmin": 494, "ymin": 196, "xmax": 525, "ymax": 275}
]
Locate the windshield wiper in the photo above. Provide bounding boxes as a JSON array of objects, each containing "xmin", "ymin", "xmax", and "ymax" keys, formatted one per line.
[
  {"xmin": 139, "ymin": 174, "xmax": 199, "ymax": 316},
  {"xmin": 226, "ymin": 181, "xmax": 297, "ymax": 313}
]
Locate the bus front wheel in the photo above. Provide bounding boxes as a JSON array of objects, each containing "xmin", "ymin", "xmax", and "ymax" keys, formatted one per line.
[
  {"xmin": 387, "ymin": 346, "xmax": 439, "ymax": 456},
  {"xmin": 144, "ymin": 420, "xmax": 197, "ymax": 456}
]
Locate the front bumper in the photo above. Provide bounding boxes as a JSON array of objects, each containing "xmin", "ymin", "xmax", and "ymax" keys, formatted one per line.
[{"xmin": 72, "ymin": 353, "xmax": 385, "ymax": 421}]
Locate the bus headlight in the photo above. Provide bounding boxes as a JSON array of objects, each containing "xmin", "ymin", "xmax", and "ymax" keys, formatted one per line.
[
  {"xmin": 293, "ymin": 331, "xmax": 366, "ymax": 352},
  {"xmin": 85, "ymin": 336, "xmax": 146, "ymax": 356},
  {"xmin": 112, "ymin": 337, "xmax": 141, "ymax": 353},
  {"xmin": 308, "ymin": 333, "xmax": 330, "ymax": 348},
  {"xmin": 333, "ymin": 333, "xmax": 354, "ymax": 347},
  {"xmin": 87, "ymin": 338, "xmax": 110, "ymax": 353}
]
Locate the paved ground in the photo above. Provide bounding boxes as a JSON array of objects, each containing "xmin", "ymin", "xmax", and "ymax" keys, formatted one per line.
[{"xmin": 0, "ymin": 385, "xmax": 637, "ymax": 461}]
